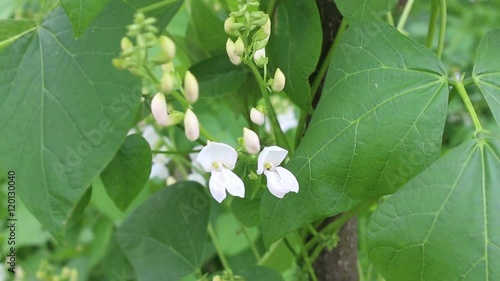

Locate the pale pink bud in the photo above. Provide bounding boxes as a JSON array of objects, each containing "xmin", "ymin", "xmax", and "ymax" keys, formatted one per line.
[
  {"xmin": 184, "ymin": 71, "xmax": 199, "ymax": 104},
  {"xmin": 272, "ymin": 68, "xmax": 285, "ymax": 92},
  {"xmin": 184, "ymin": 108, "xmax": 200, "ymax": 141},
  {"xmin": 226, "ymin": 38, "xmax": 242, "ymax": 65},
  {"xmin": 159, "ymin": 35, "xmax": 176, "ymax": 61},
  {"xmin": 250, "ymin": 107, "xmax": 265, "ymax": 126},
  {"xmin": 151, "ymin": 93, "xmax": 170, "ymax": 126},
  {"xmin": 243, "ymin": 128, "xmax": 260, "ymax": 154},
  {"xmin": 161, "ymin": 72, "xmax": 174, "ymax": 93},
  {"xmin": 234, "ymin": 37, "xmax": 245, "ymax": 56}
]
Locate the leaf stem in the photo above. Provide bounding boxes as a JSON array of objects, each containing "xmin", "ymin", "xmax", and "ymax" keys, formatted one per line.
[
  {"xmin": 396, "ymin": 0, "xmax": 415, "ymax": 32},
  {"xmin": 425, "ymin": 0, "xmax": 439, "ymax": 49},
  {"xmin": 295, "ymin": 231, "xmax": 318, "ymax": 281},
  {"xmin": 450, "ymin": 80, "xmax": 484, "ymax": 133},
  {"xmin": 240, "ymin": 224, "xmax": 261, "ymax": 261},
  {"xmin": 437, "ymin": 0, "xmax": 447, "ymax": 59},
  {"xmin": 138, "ymin": 0, "xmax": 177, "ymax": 13},
  {"xmin": 267, "ymin": 0, "xmax": 279, "ymax": 16},
  {"xmin": 294, "ymin": 110, "xmax": 307, "ymax": 149},
  {"xmin": 246, "ymin": 60, "xmax": 290, "ymax": 150},
  {"xmin": 386, "ymin": 11, "xmax": 395, "ymax": 26},
  {"xmin": 208, "ymin": 223, "xmax": 231, "ymax": 270},
  {"xmin": 310, "ymin": 18, "xmax": 348, "ymax": 102}
]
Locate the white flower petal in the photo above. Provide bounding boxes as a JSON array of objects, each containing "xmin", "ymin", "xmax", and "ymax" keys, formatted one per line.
[
  {"xmin": 276, "ymin": 167, "xmax": 299, "ymax": 193},
  {"xmin": 196, "ymin": 142, "xmax": 238, "ymax": 172},
  {"xmin": 223, "ymin": 168, "xmax": 245, "ymax": 198},
  {"xmin": 209, "ymin": 170, "xmax": 227, "ymax": 203},
  {"xmin": 151, "ymin": 93, "xmax": 170, "ymax": 126},
  {"xmin": 264, "ymin": 170, "xmax": 289, "ymax": 198},
  {"xmin": 257, "ymin": 146, "xmax": 288, "ymax": 174},
  {"xmin": 150, "ymin": 162, "xmax": 169, "ymax": 179},
  {"xmin": 187, "ymin": 172, "xmax": 206, "ymax": 186}
]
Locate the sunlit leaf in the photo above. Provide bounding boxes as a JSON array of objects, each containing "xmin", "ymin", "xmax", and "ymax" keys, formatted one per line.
[
  {"xmin": 334, "ymin": 0, "xmax": 398, "ymax": 21},
  {"xmin": 367, "ymin": 139, "xmax": 500, "ymax": 281},
  {"xmin": 60, "ymin": 0, "xmax": 110, "ymax": 37},
  {"xmin": 473, "ymin": 29, "xmax": 500, "ymax": 126},
  {"xmin": 261, "ymin": 21, "xmax": 449, "ymax": 247},
  {"xmin": 0, "ymin": 0, "xmax": 141, "ymax": 239}
]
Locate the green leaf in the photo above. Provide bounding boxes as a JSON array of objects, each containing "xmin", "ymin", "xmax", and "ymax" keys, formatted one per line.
[
  {"xmin": 334, "ymin": 0, "xmax": 398, "ymax": 21},
  {"xmin": 100, "ymin": 134, "xmax": 152, "ymax": 211},
  {"xmin": 117, "ymin": 181, "xmax": 211, "ymax": 281},
  {"xmin": 0, "ymin": 0, "xmax": 141, "ymax": 239},
  {"xmin": 231, "ymin": 196, "xmax": 261, "ymax": 227},
  {"xmin": 190, "ymin": 54, "xmax": 248, "ymax": 99},
  {"xmin": 186, "ymin": 0, "xmax": 227, "ymax": 54},
  {"xmin": 473, "ymin": 29, "xmax": 500, "ymax": 126},
  {"xmin": 267, "ymin": 0, "xmax": 322, "ymax": 112},
  {"xmin": 261, "ymin": 21, "xmax": 449, "ymax": 247},
  {"xmin": 59, "ymin": 0, "xmax": 110, "ymax": 37},
  {"xmin": 215, "ymin": 212, "xmax": 259, "ymax": 256},
  {"xmin": 367, "ymin": 139, "xmax": 500, "ymax": 281},
  {"xmin": 126, "ymin": 0, "xmax": 183, "ymax": 31},
  {"xmin": 0, "ymin": 20, "xmax": 36, "ymax": 49}
]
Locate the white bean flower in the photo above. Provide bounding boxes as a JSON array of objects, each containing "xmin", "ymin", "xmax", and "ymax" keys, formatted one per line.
[
  {"xmin": 257, "ymin": 146, "xmax": 299, "ymax": 198},
  {"xmin": 196, "ymin": 142, "xmax": 245, "ymax": 203}
]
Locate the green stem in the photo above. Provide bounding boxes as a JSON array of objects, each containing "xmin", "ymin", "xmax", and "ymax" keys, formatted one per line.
[
  {"xmin": 138, "ymin": 0, "xmax": 177, "ymax": 13},
  {"xmin": 450, "ymin": 80, "xmax": 484, "ymax": 132},
  {"xmin": 195, "ymin": 269, "xmax": 207, "ymax": 281},
  {"xmin": 386, "ymin": 11, "xmax": 395, "ymax": 26},
  {"xmin": 437, "ymin": 0, "xmax": 447, "ymax": 59},
  {"xmin": 208, "ymin": 224, "xmax": 231, "ymax": 270},
  {"xmin": 200, "ymin": 125, "xmax": 217, "ymax": 142},
  {"xmin": 307, "ymin": 224, "xmax": 320, "ymax": 238},
  {"xmin": 425, "ymin": 0, "xmax": 439, "ymax": 48},
  {"xmin": 294, "ymin": 110, "xmax": 307, "ymax": 149},
  {"xmin": 246, "ymin": 61, "xmax": 290, "ymax": 150},
  {"xmin": 310, "ymin": 18, "xmax": 348, "ymax": 101},
  {"xmin": 396, "ymin": 0, "xmax": 415, "ymax": 32},
  {"xmin": 240, "ymin": 225, "xmax": 261, "ymax": 261},
  {"xmin": 170, "ymin": 90, "xmax": 190, "ymax": 110},
  {"xmin": 266, "ymin": 0, "xmax": 279, "ymax": 16},
  {"xmin": 295, "ymin": 232, "xmax": 318, "ymax": 281}
]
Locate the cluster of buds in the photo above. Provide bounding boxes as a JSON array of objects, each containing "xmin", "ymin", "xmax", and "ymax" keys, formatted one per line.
[
  {"xmin": 112, "ymin": 13, "xmax": 173, "ymax": 73},
  {"xmin": 212, "ymin": 270, "xmax": 244, "ymax": 281},
  {"xmin": 224, "ymin": 0, "xmax": 271, "ymax": 67},
  {"xmin": 114, "ymin": 13, "xmax": 202, "ymax": 142},
  {"xmin": 36, "ymin": 261, "xmax": 78, "ymax": 281}
]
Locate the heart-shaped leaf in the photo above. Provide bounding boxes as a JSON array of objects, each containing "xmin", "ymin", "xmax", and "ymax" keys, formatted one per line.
[
  {"xmin": 101, "ymin": 134, "xmax": 152, "ymax": 211},
  {"xmin": 367, "ymin": 139, "xmax": 500, "ymax": 281},
  {"xmin": 261, "ymin": 21, "xmax": 449, "ymax": 247},
  {"xmin": 0, "ymin": 0, "xmax": 141, "ymax": 239},
  {"xmin": 334, "ymin": 0, "xmax": 398, "ymax": 21},
  {"xmin": 117, "ymin": 181, "xmax": 211, "ymax": 281},
  {"xmin": 473, "ymin": 29, "xmax": 500, "ymax": 126},
  {"xmin": 60, "ymin": 0, "xmax": 111, "ymax": 37},
  {"xmin": 268, "ymin": 0, "xmax": 322, "ymax": 112}
]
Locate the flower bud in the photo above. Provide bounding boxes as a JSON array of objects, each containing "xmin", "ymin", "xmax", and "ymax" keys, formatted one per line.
[
  {"xmin": 262, "ymin": 17, "xmax": 271, "ymax": 37},
  {"xmin": 161, "ymin": 72, "xmax": 175, "ymax": 93},
  {"xmin": 161, "ymin": 62, "xmax": 175, "ymax": 73},
  {"xmin": 159, "ymin": 35, "xmax": 176, "ymax": 61},
  {"xmin": 224, "ymin": 16, "xmax": 243, "ymax": 36},
  {"xmin": 120, "ymin": 37, "xmax": 133, "ymax": 51},
  {"xmin": 250, "ymin": 107, "xmax": 265, "ymax": 125},
  {"xmin": 253, "ymin": 39, "xmax": 268, "ymax": 51},
  {"xmin": 166, "ymin": 176, "xmax": 177, "ymax": 186},
  {"xmin": 213, "ymin": 276, "xmax": 223, "ymax": 281},
  {"xmin": 184, "ymin": 108, "xmax": 200, "ymax": 141},
  {"xmin": 272, "ymin": 68, "xmax": 285, "ymax": 92},
  {"xmin": 112, "ymin": 58, "xmax": 125, "ymax": 69},
  {"xmin": 254, "ymin": 48, "xmax": 267, "ymax": 67},
  {"xmin": 184, "ymin": 71, "xmax": 199, "ymax": 103},
  {"xmin": 234, "ymin": 37, "xmax": 245, "ymax": 56},
  {"xmin": 252, "ymin": 14, "xmax": 268, "ymax": 26},
  {"xmin": 243, "ymin": 128, "xmax": 260, "ymax": 154},
  {"xmin": 151, "ymin": 93, "xmax": 170, "ymax": 126},
  {"xmin": 226, "ymin": 39, "xmax": 242, "ymax": 65}
]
